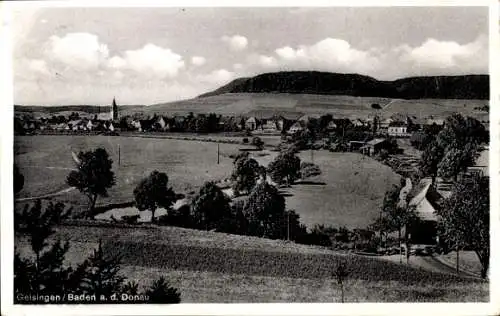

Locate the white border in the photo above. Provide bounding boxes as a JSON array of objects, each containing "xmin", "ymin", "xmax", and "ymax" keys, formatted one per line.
[{"xmin": 1, "ymin": 1, "xmax": 499, "ymax": 315}]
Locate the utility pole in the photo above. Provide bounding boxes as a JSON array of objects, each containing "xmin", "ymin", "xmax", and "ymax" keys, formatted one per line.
[
  {"xmin": 217, "ymin": 143, "xmax": 220, "ymax": 164},
  {"xmin": 118, "ymin": 144, "xmax": 121, "ymax": 167},
  {"xmin": 287, "ymin": 212, "xmax": 290, "ymax": 241}
]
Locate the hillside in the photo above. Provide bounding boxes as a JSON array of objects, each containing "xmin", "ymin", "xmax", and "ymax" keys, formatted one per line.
[
  {"xmin": 15, "ymin": 222, "xmax": 488, "ymax": 302},
  {"xmin": 199, "ymin": 71, "xmax": 489, "ymax": 100}
]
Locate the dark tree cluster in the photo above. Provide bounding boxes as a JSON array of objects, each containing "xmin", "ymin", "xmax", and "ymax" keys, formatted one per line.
[{"xmin": 14, "ymin": 201, "xmax": 181, "ymax": 303}]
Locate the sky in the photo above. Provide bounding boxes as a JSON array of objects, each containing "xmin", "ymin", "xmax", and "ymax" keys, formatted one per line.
[{"xmin": 11, "ymin": 6, "xmax": 489, "ymax": 105}]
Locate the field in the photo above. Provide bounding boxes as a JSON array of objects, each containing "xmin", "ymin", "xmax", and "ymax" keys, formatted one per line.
[
  {"xmin": 15, "ymin": 135, "xmax": 399, "ymax": 228},
  {"xmin": 144, "ymin": 93, "xmax": 489, "ymax": 120},
  {"xmin": 15, "ymin": 224, "xmax": 488, "ymax": 302}
]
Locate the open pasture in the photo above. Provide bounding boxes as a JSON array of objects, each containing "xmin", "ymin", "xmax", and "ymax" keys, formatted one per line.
[
  {"xmin": 15, "ymin": 135, "xmax": 242, "ymax": 212},
  {"xmin": 15, "ymin": 135, "xmax": 399, "ymax": 228}
]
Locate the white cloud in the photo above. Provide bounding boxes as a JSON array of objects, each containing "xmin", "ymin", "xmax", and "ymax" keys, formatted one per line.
[
  {"xmin": 40, "ymin": 19, "xmax": 48, "ymax": 24},
  {"xmin": 243, "ymin": 35, "xmax": 487, "ymax": 80},
  {"xmin": 47, "ymin": 33, "xmax": 109, "ymax": 70},
  {"xmin": 395, "ymin": 35, "xmax": 488, "ymax": 76},
  {"xmin": 221, "ymin": 35, "xmax": 248, "ymax": 51},
  {"xmin": 233, "ymin": 63, "xmax": 244, "ymax": 70},
  {"xmin": 196, "ymin": 68, "xmax": 235, "ymax": 85},
  {"xmin": 28, "ymin": 59, "xmax": 49, "ymax": 75},
  {"xmin": 108, "ymin": 44, "xmax": 185, "ymax": 78},
  {"xmin": 107, "ymin": 56, "xmax": 126, "ymax": 69},
  {"xmin": 191, "ymin": 56, "xmax": 206, "ymax": 66},
  {"xmin": 258, "ymin": 55, "xmax": 278, "ymax": 68}
]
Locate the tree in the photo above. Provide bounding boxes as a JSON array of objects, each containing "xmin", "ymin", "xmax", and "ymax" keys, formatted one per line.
[
  {"xmin": 71, "ymin": 240, "xmax": 124, "ymax": 302},
  {"xmin": 14, "ymin": 164, "xmax": 24, "ymax": 194},
  {"xmin": 267, "ymin": 151, "xmax": 301, "ymax": 186},
  {"xmin": 67, "ymin": 148, "xmax": 116, "ymax": 218},
  {"xmin": 191, "ymin": 181, "xmax": 231, "ymax": 230},
  {"xmin": 333, "ymin": 260, "xmax": 350, "ymax": 303},
  {"xmin": 437, "ymin": 144, "xmax": 478, "ymax": 182},
  {"xmin": 437, "ymin": 174, "xmax": 489, "ymax": 278},
  {"xmin": 14, "ymin": 201, "xmax": 74, "ymax": 297},
  {"xmin": 231, "ymin": 152, "xmax": 260, "ymax": 195},
  {"xmin": 243, "ymin": 182, "xmax": 286, "ymax": 239},
  {"xmin": 251, "ymin": 136, "xmax": 264, "ymax": 150},
  {"xmin": 419, "ymin": 140, "xmax": 444, "ymax": 185},
  {"xmin": 14, "ymin": 200, "xmax": 182, "ymax": 303},
  {"xmin": 133, "ymin": 170, "xmax": 177, "ymax": 222},
  {"xmin": 436, "ymin": 114, "xmax": 487, "ymax": 150},
  {"xmin": 375, "ymin": 185, "xmax": 418, "ymax": 260},
  {"xmin": 144, "ymin": 276, "xmax": 181, "ymax": 303}
]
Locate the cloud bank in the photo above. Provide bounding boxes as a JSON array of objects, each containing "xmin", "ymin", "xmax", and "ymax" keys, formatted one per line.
[{"xmin": 15, "ymin": 31, "xmax": 488, "ymax": 105}]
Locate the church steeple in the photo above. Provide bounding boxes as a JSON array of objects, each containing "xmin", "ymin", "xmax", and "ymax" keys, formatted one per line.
[{"xmin": 111, "ymin": 97, "xmax": 118, "ymax": 121}]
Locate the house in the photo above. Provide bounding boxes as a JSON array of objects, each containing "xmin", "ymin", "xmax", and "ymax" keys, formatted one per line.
[
  {"xmin": 67, "ymin": 120, "xmax": 83, "ymax": 131},
  {"xmin": 326, "ymin": 120, "xmax": 337, "ymax": 131},
  {"xmin": 425, "ymin": 118, "xmax": 445, "ymax": 126},
  {"xmin": 131, "ymin": 119, "xmax": 142, "ymax": 131},
  {"xmin": 467, "ymin": 147, "xmax": 489, "ymax": 177},
  {"xmin": 260, "ymin": 119, "xmax": 279, "ymax": 132},
  {"xmin": 406, "ymin": 178, "xmax": 443, "ymax": 244},
  {"xmin": 245, "ymin": 117, "xmax": 258, "ymax": 131},
  {"xmin": 86, "ymin": 120, "xmax": 94, "ymax": 131},
  {"xmin": 353, "ymin": 119, "xmax": 366, "ymax": 128},
  {"xmin": 360, "ymin": 138, "xmax": 389, "ymax": 156},
  {"xmin": 152, "ymin": 116, "xmax": 170, "ymax": 131},
  {"xmin": 287, "ymin": 121, "xmax": 305, "ymax": 134},
  {"xmin": 387, "ymin": 121, "xmax": 410, "ymax": 137}
]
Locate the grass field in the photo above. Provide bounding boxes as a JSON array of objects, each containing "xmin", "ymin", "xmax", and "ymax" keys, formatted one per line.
[
  {"xmin": 15, "ymin": 135, "xmax": 399, "ymax": 228},
  {"xmin": 15, "ymin": 135, "xmax": 242, "ymax": 211},
  {"xmin": 144, "ymin": 93, "xmax": 488, "ymax": 120},
  {"xmin": 15, "ymin": 224, "xmax": 488, "ymax": 302}
]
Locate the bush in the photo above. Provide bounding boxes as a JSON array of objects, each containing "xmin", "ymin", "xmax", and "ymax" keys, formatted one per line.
[
  {"xmin": 144, "ymin": 277, "xmax": 181, "ymax": 303},
  {"xmin": 300, "ymin": 162, "xmax": 322, "ymax": 179},
  {"xmin": 251, "ymin": 136, "xmax": 264, "ymax": 149},
  {"xmin": 157, "ymin": 204, "xmax": 193, "ymax": 228},
  {"xmin": 121, "ymin": 215, "xmax": 140, "ymax": 224},
  {"xmin": 242, "ymin": 137, "xmax": 249, "ymax": 144}
]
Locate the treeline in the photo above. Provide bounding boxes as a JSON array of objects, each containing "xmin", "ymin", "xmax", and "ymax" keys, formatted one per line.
[{"xmin": 199, "ymin": 71, "xmax": 489, "ymax": 100}]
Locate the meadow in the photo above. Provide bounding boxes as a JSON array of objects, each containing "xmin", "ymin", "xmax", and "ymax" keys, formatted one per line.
[
  {"xmin": 15, "ymin": 224, "xmax": 488, "ymax": 302},
  {"xmin": 145, "ymin": 93, "xmax": 488, "ymax": 121},
  {"xmin": 15, "ymin": 135, "xmax": 399, "ymax": 228}
]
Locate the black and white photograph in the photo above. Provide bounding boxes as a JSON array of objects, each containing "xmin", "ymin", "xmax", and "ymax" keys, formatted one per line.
[{"xmin": 1, "ymin": 1, "xmax": 498, "ymax": 314}]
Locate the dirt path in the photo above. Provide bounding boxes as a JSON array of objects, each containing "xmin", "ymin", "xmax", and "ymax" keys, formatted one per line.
[{"xmin": 15, "ymin": 186, "xmax": 76, "ymax": 202}]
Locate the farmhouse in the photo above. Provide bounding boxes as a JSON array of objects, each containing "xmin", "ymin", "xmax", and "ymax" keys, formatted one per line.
[
  {"xmin": 387, "ymin": 121, "xmax": 410, "ymax": 137},
  {"xmin": 406, "ymin": 178, "xmax": 442, "ymax": 245},
  {"xmin": 360, "ymin": 138, "xmax": 389, "ymax": 156},
  {"xmin": 245, "ymin": 117, "xmax": 258, "ymax": 130},
  {"xmin": 467, "ymin": 147, "xmax": 489, "ymax": 177}
]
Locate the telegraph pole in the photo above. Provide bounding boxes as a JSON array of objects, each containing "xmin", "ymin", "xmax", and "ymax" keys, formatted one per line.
[
  {"xmin": 217, "ymin": 143, "xmax": 220, "ymax": 164},
  {"xmin": 118, "ymin": 144, "xmax": 121, "ymax": 166},
  {"xmin": 287, "ymin": 212, "xmax": 290, "ymax": 241}
]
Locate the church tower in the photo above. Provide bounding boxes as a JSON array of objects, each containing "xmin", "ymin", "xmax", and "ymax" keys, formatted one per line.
[{"xmin": 111, "ymin": 97, "xmax": 118, "ymax": 121}]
